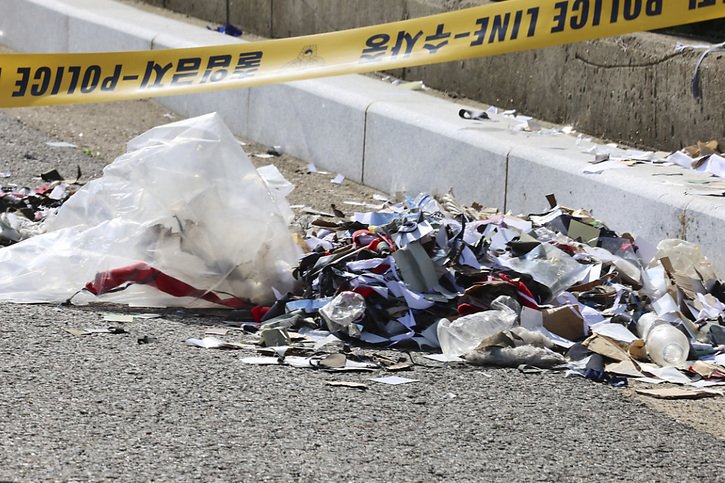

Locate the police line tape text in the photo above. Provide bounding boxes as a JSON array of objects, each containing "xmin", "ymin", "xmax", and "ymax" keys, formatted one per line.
[
  {"xmin": 11, "ymin": 51, "xmax": 263, "ymax": 98},
  {"xmin": 359, "ymin": 0, "xmax": 692, "ymax": 62}
]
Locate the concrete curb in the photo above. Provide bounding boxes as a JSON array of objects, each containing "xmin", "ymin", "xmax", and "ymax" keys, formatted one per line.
[{"xmin": 4, "ymin": 0, "xmax": 725, "ymax": 273}]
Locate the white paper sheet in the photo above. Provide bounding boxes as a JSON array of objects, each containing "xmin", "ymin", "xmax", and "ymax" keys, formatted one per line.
[
  {"xmin": 370, "ymin": 376, "xmax": 418, "ymax": 385},
  {"xmin": 590, "ymin": 322, "xmax": 639, "ymax": 344}
]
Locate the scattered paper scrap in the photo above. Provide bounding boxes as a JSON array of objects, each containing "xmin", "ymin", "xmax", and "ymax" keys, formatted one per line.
[
  {"xmin": 424, "ymin": 354, "xmax": 464, "ymax": 363},
  {"xmin": 370, "ymin": 376, "xmax": 418, "ymax": 385},
  {"xmin": 46, "ymin": 141, "xmax": 77, "ymax": 148},
  {"xmin": 241, "ymin": 356, "xmax": 283, "ymax": 365},
  {"xmin": 102, "ymin": 313, "xmax": 135, "ymax": 323},
  {"xmin": 64, "ymin": 327, "xmax": 91, "ymax": 337},
  {"xmin": 326, "ymin": 381, "xmax": 368, "ymax": 389},
  {"xmin": 205, "ymin": 327, "xmax": 229, "ymax": 336},
  {"xmin": 582, "ymin": 160, "xmax": 629, "ymax": 174},
  {"xmin": 185, "ymin": 337, "xmax": 245, "ymax": 350}
]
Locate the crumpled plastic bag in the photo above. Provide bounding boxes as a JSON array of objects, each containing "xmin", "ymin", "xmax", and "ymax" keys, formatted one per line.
[
  {"xmin": 437, "ymin": 296, "xmax": 520, "ymax": 357},
  {"xmin": 0, "ymin": 112, "xmax": 300, "ymax": 307}
]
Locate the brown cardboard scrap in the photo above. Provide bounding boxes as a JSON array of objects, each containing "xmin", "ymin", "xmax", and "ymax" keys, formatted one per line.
[
  {"xmin": 542, "ymin": 305, "xmax": 585, "ymax": 342},
  {"xmin": 628, "ymin": 339, "xmax": 648, "ymax": 362},
  {"xmin": 583, "ymin": 334, "xmax": 630, "ymax": 362},
  {"xmin": 605, "ymin": 359, "xmax": 644, "ymax": 378}
]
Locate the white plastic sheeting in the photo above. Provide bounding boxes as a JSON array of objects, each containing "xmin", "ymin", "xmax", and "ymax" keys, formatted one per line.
[{"xmin": 0, "ymin": 113, "xmax": 300, "ymax": 307}]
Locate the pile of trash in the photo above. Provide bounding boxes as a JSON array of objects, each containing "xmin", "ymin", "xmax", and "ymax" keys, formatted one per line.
[
  {"xmin": 261, "ymin": 191, "xmax": 725, "ymax": 391},
  {"xmin": 2, "ymin": 113, "xmax": 725, "ymax": 395}
]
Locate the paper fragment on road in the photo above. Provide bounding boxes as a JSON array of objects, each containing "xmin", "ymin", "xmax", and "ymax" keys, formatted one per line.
[
  {"xmin": 370, "ymin": 376, "xmax": 418, "ymax": 385},
  {"xmin": 582, "ymin": 161, "xmax": 629, "ymax": 174}
]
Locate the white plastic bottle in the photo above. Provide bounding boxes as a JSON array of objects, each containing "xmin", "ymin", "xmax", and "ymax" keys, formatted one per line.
[{"xmin": 644, "ymin": 322, "xmax": 690, "ymax": 368}]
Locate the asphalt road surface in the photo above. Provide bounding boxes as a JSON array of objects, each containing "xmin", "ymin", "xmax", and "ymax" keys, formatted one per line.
[{"xmin": 1, "ymin": 101, "xmax": 725, "ymax": 482}]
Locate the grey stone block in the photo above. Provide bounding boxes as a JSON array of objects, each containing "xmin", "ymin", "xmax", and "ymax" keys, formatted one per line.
[{"xmin": 3, "ymin": 0, "xmax": 69, "ymax": 53}]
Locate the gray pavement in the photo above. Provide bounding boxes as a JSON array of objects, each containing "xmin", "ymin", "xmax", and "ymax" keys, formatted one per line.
[{"xmin": 1, "ymin": 100, "xmax": 725, "ymax": 482}]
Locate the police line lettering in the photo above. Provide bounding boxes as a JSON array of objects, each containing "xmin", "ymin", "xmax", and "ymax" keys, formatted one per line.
[{"xmin": 0, "ymin": 0, "xmax": 721, "ymax": 107}]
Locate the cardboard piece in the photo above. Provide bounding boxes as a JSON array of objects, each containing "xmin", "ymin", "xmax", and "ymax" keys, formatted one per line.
[
  {"xmin": 583, "ymin": 334, "xmax": 630, "ymax": 362},
  {"xmin": 628, "ymin": 339, "xmax": 648, "ymax": 362},
  {"xmin": 605, "ymin": 359, "xmax": 644, "ymax": 378},
  {"xmin": 542, "ymin": 305, "xmax": 585, "ymax": 342}
]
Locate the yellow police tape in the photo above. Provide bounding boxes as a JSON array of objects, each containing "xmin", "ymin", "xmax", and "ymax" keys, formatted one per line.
[{"xmin": 0, "ymin": 0, "xmax": 723, "ymax": 107}]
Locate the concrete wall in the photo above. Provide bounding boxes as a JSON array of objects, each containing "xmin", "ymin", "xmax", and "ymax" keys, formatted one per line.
[{"xmin": 147, "ymin": 0, "xmax": 725, "ymax": 152}]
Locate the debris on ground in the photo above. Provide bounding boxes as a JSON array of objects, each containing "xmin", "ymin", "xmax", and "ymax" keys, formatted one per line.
[
  {"xmin": 4, "ymin": 113, "xmax": 725, "ymax": 395},
  {"xmin": 0, "ymin": 166, "xmax": 83, "ymax": 245},
  {"xmin": 0, "ymin": 113, "xmax": 300, "ymax": 306},
  {"xmin": 208, "ymin": 23, "xmax": 243, "ymax": 37}
]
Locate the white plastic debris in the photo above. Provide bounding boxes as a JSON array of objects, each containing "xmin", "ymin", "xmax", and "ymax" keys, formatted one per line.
[{"xmin": 0, "ymin": 113, "xmax": 301, "ymax": 306}]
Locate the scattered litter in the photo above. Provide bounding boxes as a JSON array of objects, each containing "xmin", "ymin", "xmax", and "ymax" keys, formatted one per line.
[
  {"xmin": 185, "ymin": 337, "xmax": 246, "ymax": 350},
  {"xmin": 64, "ymin": 326, "xmax": 128, "ymax": 336},
  {"xmin": 137, "ymin": 335, "xmax": 158, "ymax": 344},
  {"xmin": 302, "ymin": 207, "xmax": 335, "ymax": 217},
  {"xmin": 370, "ymin": 376, "xmax": 418, "ymax": 385},
  {"xmin": 135, "ymin": 313, "xmax": 162, "ymax": 320},
  {"xmin": 326, "ymin": 381, "xmax": 368, "ymax": 389},
  {"xmin": 384, "ymin": 361, "xmax": 414, "ymax": 372},
  {"xmin": 241, "ymin": 356, "xmax": 283, "ymax": 365},
  {"xmin": 208, "ymin": 23, "xmax": 242, "ymax": 37},
  {"xmin": 392, "ymin": 80, "xmax": 426, "ymax": 91},
  {"xmin": 102, "ymin": 313, "xmax": 135, "ymax": 323},
  {"xmin": 636, "ymin": 387, "xmax": 721, "ymax": 400},
  {"xmin": 331, "ymin": 174, "xmax": 345, "ymax": 184},
  {"xmin": 266, "ymin": 145, "xmax": 283, "ymax": 157},
  {"xmin": 205, "ymin": 327, "xmax": 229, "ymax": 336},
  {"xmin": 7, "ymin": 113, "xmax": 725, "ymax": 402},
  {"xmin": 64, "ymin": 327, "xmax": 90, "ymax": 337},
  {"xmin": 459, "ymin": 109, "xmax": 489, "ymax": 121},
  {"xmin": 582, "ymin": 160, "xmax": 630, "ymax": 174},
  {"xmin": 45, "ymin": 141, "xmax": 77, "ymax": 148},
  {"xmin": 259, "ymin": 327, "xmax": 291, "ymax": 347},
  {"xmin": 0, "ymin": 172, "xmax": 10, "ymax": 178},
  {"xmin": 424, "ymin": 354, "xmax": 464, "ymax": 363},
  {"xmin": 313, "ymin": 334, "xmax": 340, "ymax": 351}
]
